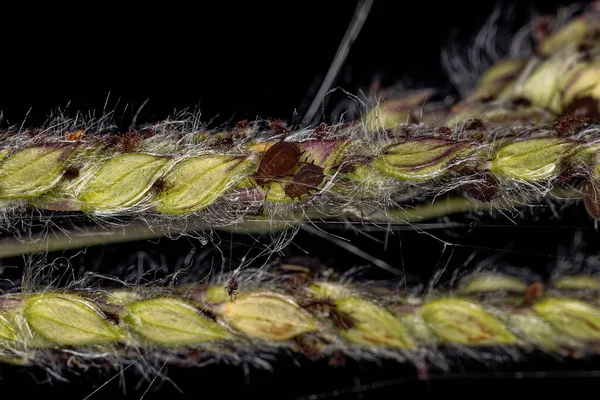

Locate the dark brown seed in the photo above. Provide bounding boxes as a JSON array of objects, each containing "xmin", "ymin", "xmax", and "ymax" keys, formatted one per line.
[
  {"xmin": 563, "ymin": 96, "xmax": 600, "ymax": 120},
  {"xmin": 254, "ymin": 141, "xmax": 301, "ymax": 185},
  {"xmin": 584, "ymin": 180, "xmax": 600, "ymax": 221},
  {"xmin": 284, "ymin": 163, "xmax": 325, "ymax": 199}
]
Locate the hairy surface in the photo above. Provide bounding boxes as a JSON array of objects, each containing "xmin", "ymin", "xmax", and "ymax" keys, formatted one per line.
[{"xmin": 3, "ymin": 2, "xmax": 600, "ymax": 399}]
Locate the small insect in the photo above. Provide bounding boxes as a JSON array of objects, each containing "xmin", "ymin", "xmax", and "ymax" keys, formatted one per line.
[
  {"xmin": 253, "ymin": 141, "xmax": 302, "ymax": 186},
  {"xmin": 284, "ymin": 162, "xmax": 325, "ymax": 199},
  {"xmin": 226, "ymin": 277, "xmax": 239, "ymax": 300}
]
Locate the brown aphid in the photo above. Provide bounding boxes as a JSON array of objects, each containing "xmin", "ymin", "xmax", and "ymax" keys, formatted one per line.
[
  {"xmin": 523, "ymin": 282, "xmax": 545, "ymax": 305},
  {"xmin": 254, "ymin": 141, "xmax": 302, "ymax": 186},
  {"xmin": 584, "ymin": 180, "xmax": 600, "ymax": 221},
  {"xmin": 284, "ymin": 162, "xmax": 325, "ymax": 199}
]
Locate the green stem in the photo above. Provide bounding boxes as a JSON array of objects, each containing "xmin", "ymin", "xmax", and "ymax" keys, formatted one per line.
[{"xmin": 0, "ymin": 189, "xmax": 584, "ymax": 259}]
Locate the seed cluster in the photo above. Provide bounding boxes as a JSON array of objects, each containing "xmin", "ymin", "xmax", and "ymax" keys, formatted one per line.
[
  {"xmin": 0, "ymin": 268, "xmax": 598, "ymax": 373},
  {"xmin": 1, "ymin": 3, "xmax": 600, "ymax": 227},
  {"xmin": 0, "ymin": 123, "xmax": 599, "ymax": 225},
  {"xmin": 2, "ymin": 2, "xmax": 600, "ymax": 387}
]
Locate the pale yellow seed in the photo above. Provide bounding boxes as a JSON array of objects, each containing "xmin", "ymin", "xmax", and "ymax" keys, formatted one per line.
[{"xmin": 221, "ymin": 292, "xmax": 319, "ymax": 341}]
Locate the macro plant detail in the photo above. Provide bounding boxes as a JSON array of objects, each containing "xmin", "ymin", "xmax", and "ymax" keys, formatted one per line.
[
  {"xmin": 5, "ymin": 1, "xmax": 600, "ymax": 399},
  {"xmin": 0, "ymin": 267, "xmax": 598, "ymax": 373}
]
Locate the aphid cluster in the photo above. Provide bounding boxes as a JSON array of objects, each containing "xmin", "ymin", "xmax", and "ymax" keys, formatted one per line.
[{"xmin": 252, "ymin": 140, "xmax": 325, "ymax": 199}]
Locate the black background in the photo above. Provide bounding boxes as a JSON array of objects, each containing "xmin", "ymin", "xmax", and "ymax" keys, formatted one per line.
[{"xmin": 1, "ymin": 1, "xmax": 598, "ymax": 399}]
